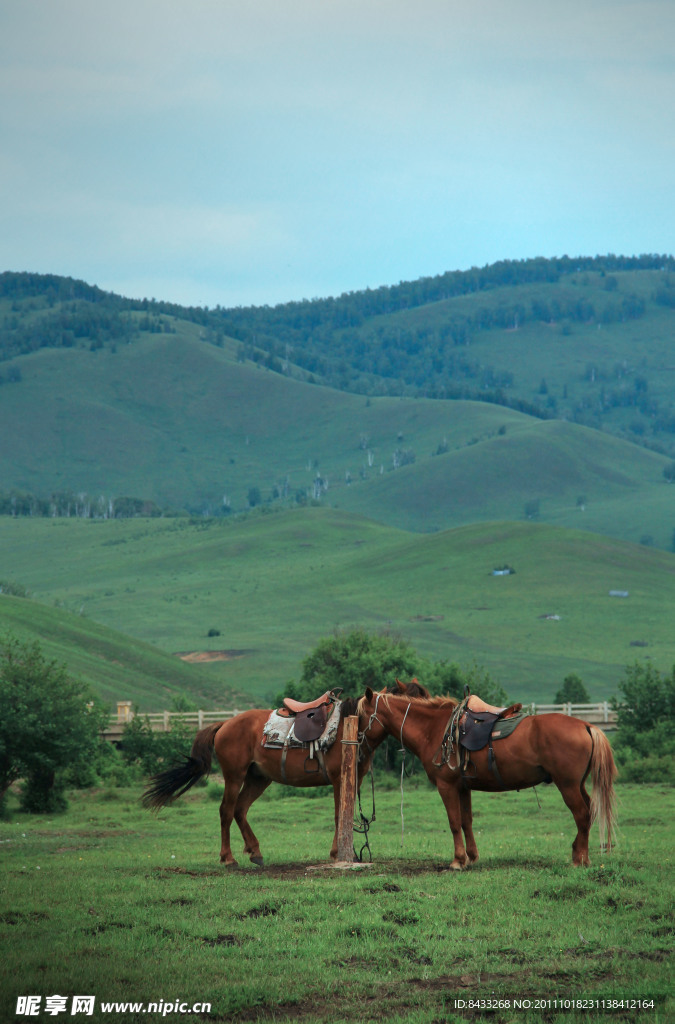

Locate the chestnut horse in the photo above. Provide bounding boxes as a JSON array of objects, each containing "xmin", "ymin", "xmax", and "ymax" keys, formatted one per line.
[
  {"xmin": 358, "ymin": 686, "xmax": 617, "ymax": 869},
  {"xmin": 143, "ymin": 692, "xmax": 391, "ymax": 866}
]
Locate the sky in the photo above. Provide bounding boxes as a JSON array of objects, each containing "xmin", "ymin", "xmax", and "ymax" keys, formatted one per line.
[{"xmin": 1, "ymin": 0, "xmax": 674, "ymax": 309}]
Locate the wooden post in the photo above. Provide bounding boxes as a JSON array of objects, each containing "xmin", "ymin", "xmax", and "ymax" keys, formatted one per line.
[{"xmin": 336, "ymin": 715, "xmax": 359, "ymax": 863}]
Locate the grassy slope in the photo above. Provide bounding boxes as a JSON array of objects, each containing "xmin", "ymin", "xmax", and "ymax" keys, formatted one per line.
[
  {"xmin": 0, "ymin": 593, "xmax": 241, "ymax": 710},
  {"xmin": 336, "ymin": 417, "xmax": 672, "ymax": 543},
  {"xmin": 2, "ymin": 330, "xmax": 673, "ymax": 547},
  {"xmin": 3, "ymin": 510, "xmax": 675, "ymax": 706}
]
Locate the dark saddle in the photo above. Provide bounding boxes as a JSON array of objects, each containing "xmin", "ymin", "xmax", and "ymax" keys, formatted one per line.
[
  {"xmin": 279, "ymin": 688, "xmax": 341, "ymax": 742},
  {"xmin": 459, "ymin": 695, "xmax": 523, "ymax": 751},
  {"xmin": 435, "ymin": 690, "xmax": 527, "ymax": 787}
]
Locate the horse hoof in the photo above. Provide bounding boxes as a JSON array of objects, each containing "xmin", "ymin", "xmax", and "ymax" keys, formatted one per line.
[
  {"xmin": 250, "ymin": 856, "xmax": 264, "ymax": 867},
  {"xmin": 449, "ymin": 861, "xmax": 464, "ymax": 871},
  {"xmin": 220, "ymin": 858, "xmax": 239, "ymax": 868}
]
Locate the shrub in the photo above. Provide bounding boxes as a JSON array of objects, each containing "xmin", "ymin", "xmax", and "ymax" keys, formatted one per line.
[
  {"xmin": 554, "ymin": 673, "xmax": 591, "ymax": 704},
  {"xmin": 0, "ymin": 633, "xmax": 108, "ymax": 814},
  {"xmin": 119, "ymin": 711, "xmax": 193, "ymax": 777},
  {"xmin": 611, "ymin": 662, "xmax": 675, "ymax": 784}
]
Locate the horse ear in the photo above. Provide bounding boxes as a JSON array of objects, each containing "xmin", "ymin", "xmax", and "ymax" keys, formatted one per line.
[
  {"xmin": 396, "ymin": 679, "xmax": 406, "ymax": 692},
  {"xmin": 365, "ymin": 686, "xmax": 374, "ymax": 701}
]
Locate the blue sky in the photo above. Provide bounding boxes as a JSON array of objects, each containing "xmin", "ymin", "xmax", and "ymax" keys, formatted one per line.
[{"xmin": 1, "ymin": 0, "xmax": 674, "ymax": 309}]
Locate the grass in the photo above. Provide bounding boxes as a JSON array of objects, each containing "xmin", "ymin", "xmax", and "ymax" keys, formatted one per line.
[
  {"xmin": 3, "ymin": 510, "xmax": 675, "ymax": 707},
  {"xmin": 1, "ymin": 781, "xmax": 672, "ymax": 1023}
]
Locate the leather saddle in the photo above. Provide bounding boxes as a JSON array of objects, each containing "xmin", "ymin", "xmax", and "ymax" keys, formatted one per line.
[
  {"xmin": 459, "ymin": 695, "xmax": 523, "ymax": 752},
  {"xmin": 279, "ymin": 688, "xmax": 341, "ymax": 742},
  {"xmin": 435, "ymin": 690, "xmax": 526, "ymax": 787}
]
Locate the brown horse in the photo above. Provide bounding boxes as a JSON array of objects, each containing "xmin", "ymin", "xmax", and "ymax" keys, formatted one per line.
[
  {"xmin": 143, "ymin": 692, "xmax": 390, "ymax": 866},
  {"xmin": 358, "ymin": 686, "xmax": 617, "ymax": 869}
]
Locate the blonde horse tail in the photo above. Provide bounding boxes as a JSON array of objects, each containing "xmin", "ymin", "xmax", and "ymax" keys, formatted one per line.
[
  {"xmin": 588, "ymin": 726, "xmax": 618, "ymax": 852},
  {"xmin": 142, "ymin": 722, "xmax": 224, "ymax": 809}
]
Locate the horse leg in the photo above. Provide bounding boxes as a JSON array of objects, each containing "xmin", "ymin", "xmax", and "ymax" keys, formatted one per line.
[
  {"xmin": 218, "ymin": 774, "xmax": 246, "ymax": 866},
  {"xmin": 436, "ymin": 777, "xmax": 470, "ymax": 870},
  {"xmin": 234, "ymin": 768, "xmax": 272, "ymax": 866},
  {"xmin": 558, "ymin": 780, "xmax": 592, "ymax": 867},
  {"xmin": 459, "ymin": 787, "xmax": 479, "ymax": 865}
]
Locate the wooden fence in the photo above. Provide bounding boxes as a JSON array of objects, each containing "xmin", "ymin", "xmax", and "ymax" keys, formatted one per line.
[
  {"xmin": 102, "ymin": 699, "xmax": 617, "ymax": 742},
  {"xmin": 526, "ymin": 701, "xmax": 616, "ymax": 728},
  {"xmin": 102, "ymin": 702, "xmax": 241, "ymax": 742}
]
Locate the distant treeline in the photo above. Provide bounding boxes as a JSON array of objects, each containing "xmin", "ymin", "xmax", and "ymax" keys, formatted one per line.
[
  {"xmin": 0, "ymin": 490, "xmax": 164, "ymax": 519},
  {"xmin": 3, "ymin": 256, "xmax": 675, "ymax": 412},
  {"xmin": 216, "ymin": 253, "xmax": 675, "ymax": 403},
  {"xmin": 220, "ymin": 252, "xmax": 673, "ymax": 334},
  {"xmin": 0, "ymin": 271, "xmax": 199, "ymax": 362}
]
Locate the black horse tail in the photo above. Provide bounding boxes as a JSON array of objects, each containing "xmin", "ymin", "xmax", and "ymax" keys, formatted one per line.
[{"xmin": 142, "ymin": 722, "xmax": 223, "ymax": 810}]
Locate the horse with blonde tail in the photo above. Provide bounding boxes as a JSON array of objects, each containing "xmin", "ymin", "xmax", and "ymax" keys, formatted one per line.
[{"xmin": 357, "ymin": 685, "xmax": 617, "ymax": 869}]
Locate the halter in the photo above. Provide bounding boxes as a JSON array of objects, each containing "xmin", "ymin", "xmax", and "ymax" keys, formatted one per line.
[{"xmin": 358, "ymin": 691, "xmax": 414, "ymax": 848}]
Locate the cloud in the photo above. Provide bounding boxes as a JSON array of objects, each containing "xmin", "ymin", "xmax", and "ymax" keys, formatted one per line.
[{"xmin": 1, "ymin": 0, "xmax": 674, "ymax": 306}]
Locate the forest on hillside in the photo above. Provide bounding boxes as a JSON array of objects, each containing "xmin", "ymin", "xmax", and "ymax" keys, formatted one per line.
[{"xmin": 3, "ymin": 254, "xmax": 675, "ymax": 455}]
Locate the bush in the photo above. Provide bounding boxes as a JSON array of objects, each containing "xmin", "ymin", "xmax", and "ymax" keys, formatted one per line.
[
  {"xmin": 611, "ymin": 662, "xmax": 675, "ymax": 784},
  {"xmin": 280, "ymin": 627, "xmax": 420, "ymax": 705},
  {"xmin": 20, "ymin": 771, "xmax": 68, "ymax": 814},
  {"xmin": 119, "ymin": 711, "xmax": 193, "ymax": 776},
  {"xmin": 554, "ymin": 673, "xmax": 590, "ymax": 704},
  {"xmin": 0, "ymin": 634, "xmax": 108, "ymax": 814}
]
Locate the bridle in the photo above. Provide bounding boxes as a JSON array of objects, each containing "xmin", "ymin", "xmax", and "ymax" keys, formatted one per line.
[
  {"xmin": 358, "ymin": 689, "xmax": 414, "ymax": 846},
  {"xmin": 359, "ymin": 690, "xmax": 413, "ymax": 753}
]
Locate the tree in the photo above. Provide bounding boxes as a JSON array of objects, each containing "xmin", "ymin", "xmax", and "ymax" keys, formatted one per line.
[
  {"xmin": 0, "ymin": 635, "xmax": 107, "ymax": 813},
  {"xmin": 554, "ymin": 673, "xmax": 590, "ymax": 704},
  {"xmin": 610, "ymin": 662, "xmax": 675, "ymax": 782},
  {"xmin": 423, "ymin": 659, "xmax": 509, "ymax": 706},
  {"xmin": 284, "ymin": 628, "xmax": 419, "ymax": 704},
  {"xmin": 611, "ymin": 661, "xmax": 675, "ymax": 735}
]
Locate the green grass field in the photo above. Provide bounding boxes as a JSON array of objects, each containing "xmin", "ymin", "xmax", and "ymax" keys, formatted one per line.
[
  {"xmin": 3, "ymin": 510, "xmax": 675, "ymax": 708},
  {"xmin": 1, "ymin": 781, "xmax": 672, "ymax": 1024}
]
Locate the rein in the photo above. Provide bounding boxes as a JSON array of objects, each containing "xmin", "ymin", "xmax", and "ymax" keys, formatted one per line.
[
  {"xmin": 359, "ymin": 692, "xmax": 413, "ymax": 847},
  {"xmin": 398, "ymin": 698, "xmax": 412, "ymax": 845}
]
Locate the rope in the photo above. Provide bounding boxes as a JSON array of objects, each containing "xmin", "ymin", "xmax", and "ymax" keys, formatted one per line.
[
  {"xmin": 353, "ymin": 767, "xmax": 376, "ymax": 862},
  {"xmin": 398, "ymin": 700, "xmax": 412, "ymax": 846}
]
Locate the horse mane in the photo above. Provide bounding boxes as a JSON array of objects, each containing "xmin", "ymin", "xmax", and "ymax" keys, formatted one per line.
[
  {"xmin": 391, "ymin": 691, "xmax": 459, "ymax": 710},
  {"xmin": 389, "ymin": 679, "xmax": 460, "ymax": 708},
  {"xmin": 423, "ymin": 693, "xmax": 459, "ymax": 709},
  {"xmin": 359, "ymin": 689, "xmax": 459, "ymax": 713},
  {"xmin": 340, "ymin": 696, "xmax": 360, "ymax": 718}
]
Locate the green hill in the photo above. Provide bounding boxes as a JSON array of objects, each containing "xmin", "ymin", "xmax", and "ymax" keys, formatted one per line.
[
  {"xmin": 3, "ymin": 510, "xmax": 674, "ymax": 706},
  {"xmin": 0, "ymin": 590, "xmax": 242, "ymax": 710},
  {"xmin": 1, "ymin": 319, "xmax": 673, "ymax": 547},
  {"xmin": 219, "ymin": 255, "xmax": 675, "ymax": 455}
]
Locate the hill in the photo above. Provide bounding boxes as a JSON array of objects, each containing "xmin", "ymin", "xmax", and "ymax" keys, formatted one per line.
[
  {"xmin": 218, "ymin": 254, "xmax": 675, "ymax": 456},
  {"xmin": 0, "ymin": 307, "xmax": 673, "ymax": 548},
  {"xmin": 0, "ymin": 590, "xmax": 242, "ymax": 710},
  {"xmin": 3, "ymin": 510, "xmax": 674, "ymax": 706}
]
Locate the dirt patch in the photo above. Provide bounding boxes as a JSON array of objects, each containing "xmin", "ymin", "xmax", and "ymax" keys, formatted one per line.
[
  {"xmin": 202, "ymin": 933, "xmax": 240, "ymax": 947},
  {"xmin": 174, "ymin": 650, "xmax": 249, "ymax": 663},
  {"xmin": 0, "ymin": 911, "xmax": 49, "ymax": 925}
]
